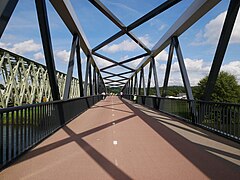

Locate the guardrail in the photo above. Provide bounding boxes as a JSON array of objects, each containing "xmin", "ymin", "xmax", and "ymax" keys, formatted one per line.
[
  {"xmin": 124, "ymin": 95, "xmax": 240, "ymax": 143},
  {"xmin": 0, "ymin": 95, "xmax": 103, "ymax": 169}
]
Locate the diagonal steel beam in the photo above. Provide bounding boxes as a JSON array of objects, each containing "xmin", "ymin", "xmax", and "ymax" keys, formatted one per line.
[
  {"xmin": 0, "ymin": 0, "xmax": 19, "ymax": 38},
  {"xmin": 50, "ymin": 0, "xmax": 105, "ymax": 90},
  {"xmin": 162, "ymin": 39, "xmax": 174, "ymax": 97},
  {"xmin": 127, "ymin": 0, "xmax": 181, "ymax": 31},
  {"xmin": 101, "ymin": 70, "xmax": 133, "ymax": 79},
  {"xmin": 129, "ymin": 0, "xmax": 221, "ymax": 80},
  {"xmin": 101, "ymin": 53, "xmax": 148, "ymax": 71},
  {"xmin": 63, "ymin": 35, "xmax": 78, "ymax": 100},
  {"xmin": 89, "ymin": 0, "xmax": 150, "ymax": 53},
  {"xmin": 203, "ymin": 0, "xmax": 240, "ymax": 100},
  {"xmin": 35, "ymin": 0, "xmax": 60, "ymax": 100},
  {"xmin": 92, "ymin": 0, "xmax": 181, "ymax": 53},
  {"xmin": 94, "ymin": 52, "xmax": 135, "ymax": 71}
]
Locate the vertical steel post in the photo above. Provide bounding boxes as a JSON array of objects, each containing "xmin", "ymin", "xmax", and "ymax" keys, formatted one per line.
[
  {"xmin": 76, "ymin": 38, "xmax": 84, "ymax": 97},
  {"xmin": 152, "ymin": 57, "xmax": 160, "ymax": 97},
  {"xmin": 139, "ymin": 68, "xmax": 143, "ymax": 95},
  {"xmin": 89, "ymin": 62, "xmax": 93, "ymax": 96},
  {"xmin": 63, "ymin": 35, "xmax": 78, "ymax": 100},
  {"xmin": 130, "ymin": 77, "xmax": 133, "ymax": 95},
  {"xmin": 162, "ymin": 40, "xmax": 174, "ymax": 97},
  {"xmin": 134, "ymin": 74, "xmax": 138, "ymax": 95},
  {"xmin": 35, "ymin": 0, "xmax": 60, "ymax": 100},
  {"xmin": 0, "ymin": 0, "xmax": 19, "ymax": 38},
  {"xmin": 203, "ymin": 0, "xmax": 240, "ymax": 100},
  {"xmin": 93, "ymin": 66, "xmax": 97, "ymax": 95},
  {"xmin": 147, "ymin": 60, "xmax": 153, "ymax": 96},
  {"xmin": 142, "ymin": 68, "xmax": 146, "ymax": 96},
  {"xmin": 84, "ymin": 56, "xmax": 91, "ymax": 96}
]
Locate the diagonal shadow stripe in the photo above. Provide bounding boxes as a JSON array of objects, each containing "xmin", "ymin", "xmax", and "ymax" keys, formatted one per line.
[
  {"xmin": 63, "ymin": 126, "xmax": 132, "ymax": 179},
  {"xmin": 15, "ymin": 114, "xmax": 136, "ymax": 165}
]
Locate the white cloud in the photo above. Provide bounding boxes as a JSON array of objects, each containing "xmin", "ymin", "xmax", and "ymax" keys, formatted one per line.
[
  {"xmin": 55, "ymin": 50, "xmax": 70, "ymax": 62},
  {"xmin": 221, "ymin": 61, "xmax": 240, "ymax": 82},
  {"xmin": 155, "ymin": 50, "xmax": 168, "ymax": 62},
  {"xmin": 94, "ymin": 56, "xmax": 114, "ymax": 68},
  {"xmin": 102, "ymin": 39, "xmax": 138, "ymax": 53},
  {"xmin": 0, "ymin": 39, "xmax": 41, "ymax": 55},
  {"xmin": 33, "ymin": 52, "xmax": 44, "ymax": 61},
  {"xmin": 193, "ymin": 11, "xmax": 240, "ymax": 45},
  {"xmin": 9, "ymin": 39, "xmax": 41, "ymax": 54},
  {"xmin": 102, "ymin": 35, "xmax": 152, "ymax": 53}
]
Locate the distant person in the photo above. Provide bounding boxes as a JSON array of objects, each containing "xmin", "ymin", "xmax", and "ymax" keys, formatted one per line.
[
  {"xmin": 102, "ymin": 92, "xmax": 106, "ymax": 100},
  {"xmin": 120, "ymin": 91, "xmax": 123, "ymax": 99}
]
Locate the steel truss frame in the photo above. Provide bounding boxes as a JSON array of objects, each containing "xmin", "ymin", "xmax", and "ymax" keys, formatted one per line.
[{"xmin": 0, "ymin": 0, "xmax": 239, "ymax": 107}]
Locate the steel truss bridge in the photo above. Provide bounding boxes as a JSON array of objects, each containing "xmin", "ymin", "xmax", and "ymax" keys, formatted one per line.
[{"xmin": 0, "ymin": 0, "xmax": 239, "ymax": 176}]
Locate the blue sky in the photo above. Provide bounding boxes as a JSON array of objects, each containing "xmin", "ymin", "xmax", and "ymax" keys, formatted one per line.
[{"xmin": 0, "ymin": 0, "xmax": 239, "ymax": 86}]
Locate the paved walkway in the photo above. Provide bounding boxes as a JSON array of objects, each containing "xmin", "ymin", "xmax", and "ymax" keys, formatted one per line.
[{"xmin": 1, "ymin": 96, "xmax": 240, "ymax": 179}]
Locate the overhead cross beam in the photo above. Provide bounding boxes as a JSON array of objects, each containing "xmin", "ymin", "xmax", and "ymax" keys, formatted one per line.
[
  {"xmin": 129, "ymin": 0, "xmax": 221, "ymax": 78},
  {"xmin": 91, "ymin": 0, "xmax": 181, "ymax": 53},
  {"xmin": 100, "ymin": 53, "xmax": 148, "ymax": 71},
  {"xmin": 89, "ymin": 0, "xmax": 151, "ymax": 54},
  {"xmin": 93, "ymin": 52, "xmax": 135, "ymax": 71}
]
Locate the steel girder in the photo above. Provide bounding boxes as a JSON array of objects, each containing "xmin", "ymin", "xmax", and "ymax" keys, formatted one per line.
[
  {"xmin": 203, "ymin": 0, "xmax": 240, "ymax": 100},
  {"xmin": 0, "ymin": 49, "xmax": 80, "ymax": 108}
]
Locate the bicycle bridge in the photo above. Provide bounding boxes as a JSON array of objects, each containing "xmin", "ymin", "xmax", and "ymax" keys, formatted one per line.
[{"xmin": 0, "ymin": 0, "xmax": 240, "ymax": 179}]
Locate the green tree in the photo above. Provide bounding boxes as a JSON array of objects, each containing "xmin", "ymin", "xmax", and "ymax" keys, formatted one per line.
[{"xmin": 194, "ymin": 71, "xmax": 240, "ymax": 103}]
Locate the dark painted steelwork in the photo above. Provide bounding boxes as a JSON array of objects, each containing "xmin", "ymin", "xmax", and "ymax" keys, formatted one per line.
[
  {"xmin": 139, "ymin": 69, "xmax": 143, "ymax": 95},
  {"xmin": 152, "ymin": 57, "xmax": 161, "ymax": 97},
  {"xmin": 89, "ymin": 0, "xmax": 150, "ymax": 53},
  {"xmin": 134, "ymin": 74, "xmax": 138, "ymax": 95},
  {"xmin": 0, "ymin": 95, "xmax": 103, "ymax": 169},
  {"xmin": 94, "ymin": 52, "xmax": 134, "ymax": 71},
  {"xmin": 92, "ymin": 0, "xmax": 181, "ymax": 53},
  {"xmin": 0, "ymin": 0, "xmax": 19, "ymax": 38},
  {"xmin": 146, "ymin": 60, "xmax": 153, "ymax": 96},
  {"xmin": 100, "ymin": 53, "xmax": 148, "ymax": 71},
  {"xmin": 64, "ymin": 35, "xmax": 78, "ymax": 100},
  {"xmin": 35, "ymin": 0, "xmax": 60, "ymax": 100},
  {"xmin": 76, "ymin": 38, "xmax": 84, "ymax": 97},
  {"xmin": 127, "ymin": 0, "xmax": 181, "ymax": 31},
  {"xmin": 93, "ymin": 31, "xmax": 124, "ymax": 52},
  {"xmin": 162, "ymin": 40, "xmax": 174, "ymax": 97},
  {"xmin": 89, "ymin": 60, "xmax": 93, "ymax": 96},
  {"xmin": 84, "ymin": 56, "xmax": 91, "ymax": 96},
  {"xmin": 172, "ymin": 36, "xmax": 194, "ymax": 100},
  {"xmin": 203, "ymin": 0, "xmax": 240, "ymax": 101},
  {"xmin": 101, "ymin": 70, "xmax": 133, "ymax": 79}
]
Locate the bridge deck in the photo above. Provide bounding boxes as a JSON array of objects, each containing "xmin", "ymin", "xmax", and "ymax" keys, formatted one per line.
[{"xmin": 1, "ymin": 96, "xmax": 240, "ymax": 179}]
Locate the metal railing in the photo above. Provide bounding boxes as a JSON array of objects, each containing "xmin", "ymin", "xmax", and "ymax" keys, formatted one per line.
[
  {"xmin": 196, "ymin": 101, "xmax": 240, "ymax": 141},
  {"xmin": 0, "ymin": 95, "xmax": 102, "ymax": 169},
  {"xmin": 124, "ymin": 95, "xmax": 240, "ymax": 142}
]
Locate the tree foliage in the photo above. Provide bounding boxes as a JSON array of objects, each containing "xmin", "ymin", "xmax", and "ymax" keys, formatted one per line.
[{"xmin": 194, "ymin": 71, "xmax": 240, "ymax": 103}]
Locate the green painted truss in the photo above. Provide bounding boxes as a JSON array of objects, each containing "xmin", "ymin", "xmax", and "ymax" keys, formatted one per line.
[{"xmin": 0, "ymin": 48, "xmax": 80, "ymax": 108}]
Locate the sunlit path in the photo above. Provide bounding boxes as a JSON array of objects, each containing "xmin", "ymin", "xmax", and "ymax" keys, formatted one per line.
[{"xmin": 1, "ymin": 96, "xmax": 239, "ymax": 179}]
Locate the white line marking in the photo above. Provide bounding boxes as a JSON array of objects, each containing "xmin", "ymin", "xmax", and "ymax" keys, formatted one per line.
[
  {"xmin": 114, "ymin": 159, "xmax": 118, "ymax": 166},
  {"xmin": 113, "ymin": 140, "xmax": 118, "ymax": 145}
]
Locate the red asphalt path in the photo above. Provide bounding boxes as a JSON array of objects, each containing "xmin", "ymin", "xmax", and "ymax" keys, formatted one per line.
[{"xmin": 0, "ymin": 96, "xmax": 240, "ymax": 179}]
